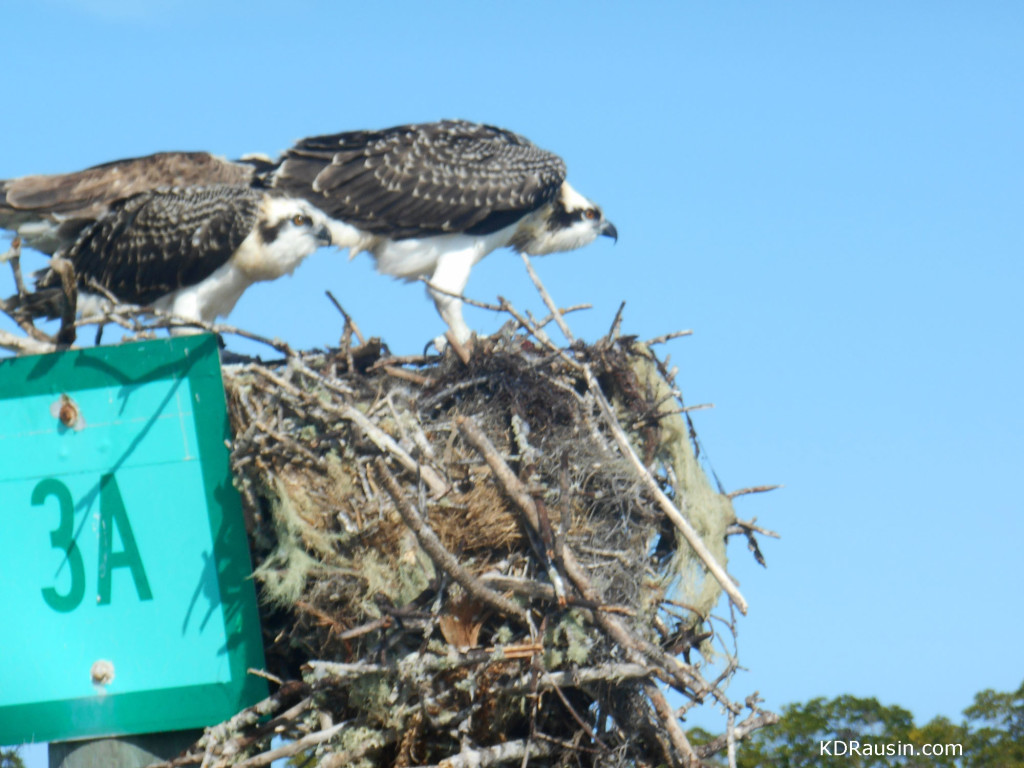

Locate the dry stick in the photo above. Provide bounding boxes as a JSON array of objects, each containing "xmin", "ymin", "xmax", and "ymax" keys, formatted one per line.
[
  {"xmin": 536, "ymin": 303, "xmax": 592, "ymax": 330},
  {"xmin": 0, "ymin": 328, "xmax": 52, "ymax": 355},
  {"xmin": 727, "ymin": 708, "xmax": 738, "ymax": 768},
  {"xmin": 589, "ymin": 350, "xmax": 747, "ymax": 614},
  {"xmin": 726, "ymin": 518, "xmax": 781, "ymax": 539},
  {"xmin": 547, "ymin": 678, "xmax": 609, "ymax": 751},
  {"xmin": 147, "ymin": 684, "xmax": 311, "ymax": 767},
  {"xmin": 518, "ymin": 263, "xmax": 749, "ymax": 615},
  {"xmin": 69, "ymin": 292, "xmax": 298, "ymax": 358},
  {"xmin": 693, "ymin": 711, "xmax": 780, "ymax": 759},
  {"xmin": 727, "ymin": 484, "xmax": 782, "ymax": 500},
  {"xmin": 383, "ymin": 365, "xmax": 434, "ymax": 386},
  {"xmin": 645, "ymin": 330, "xmax": 694, "ymax": 346},
  {"xmin": 253, "ymin": 365, "xmax": 449, "ymax": 497},
  {"xmin": 317, "ymin": 739, "xmax": 392, "ymax": 768},
  {"xmin": 608, "ymin": 300, "xmax": 627, "ymax": 339},
  {"xmin": 372, "ymin": 457, "xmax": 530, "ymax": 625},
  {"xmin": 505, "ymin": 663, "xmax": 652, "ymax": 693},
  {"xmin": 228, "ymin": 720, "xmax": 347, "ymax": 768},
  {"xmin": 435, "ymin": 738, "xmax": 554, "ymax": 768},
  {"xmin": 324, "ymin": 290, "xmax": 365, "ymax": 345},
  {"xmin": 2, "ymin": 236, "xmax": 25, "ymax": 293},
  {"xmin": 456, "ymin": 415, "xmax": 708, "ymax": 764},
  {"xmin": 519, "ymin": 253, "xmax": 573, "ymax": 343},
  {"xmin": 644, "ymin": 681, "xmax": 700, "ymax": 768}
]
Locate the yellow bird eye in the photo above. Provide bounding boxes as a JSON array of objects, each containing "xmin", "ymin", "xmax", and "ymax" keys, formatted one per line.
[
  {"xmin": 292, "ymin": 214, "xmax": 309, "ymax": 227},
  {"xmin": 584, "ymin": 209, "xmax": 598, "ymax": 220}
]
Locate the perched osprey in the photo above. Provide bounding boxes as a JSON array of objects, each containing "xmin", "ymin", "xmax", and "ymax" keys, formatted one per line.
[
  {"xmin": 264, "ymin": 120, "xmax": 617, "ymax": 344},
  {"xmin": 4, "ymin": 185, "xmax": 331, "ymax": 325},
  {"xmin": 1, "ymin": 120, "xmax": 615, "ymax": 342}
]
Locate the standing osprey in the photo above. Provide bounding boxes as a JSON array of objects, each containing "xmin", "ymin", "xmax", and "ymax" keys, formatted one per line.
[
  {"xmin": 4, "ymin": 184, "xmax": 331, "ymax": 325},
  {"xmin": 265, "ymin": 120, "xmax": 617, "ymax": 344},
  {"xmin": 2, "ymin": 120, "xmax": 615, "ymax": 342}
]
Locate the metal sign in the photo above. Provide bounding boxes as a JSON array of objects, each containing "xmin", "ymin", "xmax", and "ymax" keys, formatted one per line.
[{"xmin": 0, "ymin": 335, "xmax": 267, "ymax": 744}]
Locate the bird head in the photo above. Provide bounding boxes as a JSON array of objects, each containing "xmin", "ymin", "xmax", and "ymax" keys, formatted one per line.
[
  {"xmin": 521, "ymin": 181, "xmax": 616, "ymax": 256},
  {"xmin": 257, "ymin": 196, "xmax": 333, "ymax": 272}
]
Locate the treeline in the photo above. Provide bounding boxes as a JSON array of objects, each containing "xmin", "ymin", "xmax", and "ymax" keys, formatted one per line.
[{"xmin": 691, "ymin": 680, "xmax": 1024, "ymax": 767}]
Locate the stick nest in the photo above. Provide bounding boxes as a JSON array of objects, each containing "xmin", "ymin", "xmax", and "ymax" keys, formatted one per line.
[
  {"xmin": 1, "ymin": 245, "xmax": 779, "ymax": 765},
  {"xmin": 211, "ymin": 322, "xmax": 776, "ymax": 768}
]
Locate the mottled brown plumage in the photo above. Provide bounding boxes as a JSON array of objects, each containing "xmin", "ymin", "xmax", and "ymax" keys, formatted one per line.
[
  {"xmin": 40, "ymin": 185, "xmax": 262, "ymax": 305},
  {"xmin": 0, "ymin": 152, "xmax": 258, "ymax": 253},
  {"xmin": 269, "ymin": 120, "xmax": 567, "ymax": 238},
  {"xmin": 7, "ymin": 186, "xmax": 330, "ymax": 324}
]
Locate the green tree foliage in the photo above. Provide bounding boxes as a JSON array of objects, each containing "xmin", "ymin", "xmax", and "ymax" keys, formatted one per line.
[
  {"xmin": 0, "ymin": 747, "xmax": 26, "ymax": 768},
  {"xmin": 961, "ymin": 680, "xmax": 1024, "ymax": 767},
  {"xmin": 693, "ymin": 680, "xmax": 1024, "ymax": 767}
]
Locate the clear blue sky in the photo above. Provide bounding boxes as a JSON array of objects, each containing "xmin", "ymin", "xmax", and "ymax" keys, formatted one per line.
[{"xmin": 4, "ymin": 1, "xmax": 1023, "ymax": 763}]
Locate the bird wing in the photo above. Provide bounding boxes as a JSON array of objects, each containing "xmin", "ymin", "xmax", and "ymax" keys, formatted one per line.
[
  {"xmin": 269, "ymin": 120, "xmax": 567, "ymax": 238},
  {"xmin": 44, "ymin": 185, "xmax": 262, "ymax": 306},
  {"xmin": 1, "ymin": 152, "xmax": 257, "ymax": 252}
]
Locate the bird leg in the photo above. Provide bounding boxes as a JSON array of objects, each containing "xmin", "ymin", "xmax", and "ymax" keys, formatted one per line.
[
  {"xmin": 426, "ymin": 249, "xmax": 481, "ymax": 347},
  {"xmin": 49, "ymin": 255, "xmax": 78, "ymax": 347},
  {"xmin": 2, "ymin": 236, "xmax": 26, "ymax": 298}
]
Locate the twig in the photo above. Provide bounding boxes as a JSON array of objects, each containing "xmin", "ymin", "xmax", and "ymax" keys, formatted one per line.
[
  {"xmin": 645, "ymin": 330, "xmax": 694, "ymax": 346},
  {"xmin": 0, "ymin": 329, "xmax": 53, "ymax": 355},
  {"xmin": 372, "ymin": 457, "xmax": 530, "ymax": 625},
  {"xmin": 581, "ymin": 361, "xmax": 749, "ymax": 615},
  {"xmin": 520, "ymin": 253, "xmax": 573, "ymax": 343},
  {"xmin": 727, "ymin": 484, "xmax": 782, "ymax": 500},
  {"xmin": 645, "ymin": 681, "xmax": 699, "ymax": 767},
  {"xmin": 536, "ymin": 303, "xmax": 591, "ymax": 330},
  {"xmin": 247, "ymin": 668, "xmax": 285, "ymax": 686},
  {"xmin": 231, "ymin": 720, "xmax": 346, "ymax": 767},
  {"xmin": 383, "ymin": 365, "xmax": 434, "ymax": 386},
  {"xmin": 693, "ymin": 709, "xmax": 780, "ymax": 758},
  {"xmin": 254, "ymin": 364, "xmax": 449, "ymax": 497},
  {"xmin": 608, "ymin": 301, "xmax": 626, "ymax": 339},
  {"xmin": 435, "ymin": 738, "xmax": 554, "ymax": 768},
  {"xmin": 325, "ymin": 290, "xmax": 365, "ymax": 345}
]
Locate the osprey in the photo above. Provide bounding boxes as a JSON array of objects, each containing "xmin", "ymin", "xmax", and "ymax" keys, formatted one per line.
[
  {"xmin": 1, "ymin": 120, "xmax": 616, "ymax": 342},
  {"xmin": 264, "ymin": 120, "xmax": 618, "ymax": 344},
  {"xmin": 4, "ymin": 185, "xmax": 331, "ymax": 325}
]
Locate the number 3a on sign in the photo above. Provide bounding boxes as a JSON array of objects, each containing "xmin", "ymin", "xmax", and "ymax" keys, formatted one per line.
[{"xmin": 32, "ymin": 473, "xmax": 154, "ymax": 613}]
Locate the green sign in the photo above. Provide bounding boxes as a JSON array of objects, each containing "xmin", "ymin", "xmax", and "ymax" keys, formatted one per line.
[{"xmin": 0, "ymin": 335, "xmax": 267, "ymax": 744}]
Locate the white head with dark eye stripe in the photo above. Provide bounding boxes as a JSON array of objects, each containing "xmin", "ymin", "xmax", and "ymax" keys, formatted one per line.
[
  {"xmin": 248, "ymin": 196, "xmax": 333, "ymax": 278},
  {"xmin": 517, "ymin": 181, "xmax": 617, "ymax": 256}
]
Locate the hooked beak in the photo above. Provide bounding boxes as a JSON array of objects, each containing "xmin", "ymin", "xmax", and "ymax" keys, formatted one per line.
[
  {"xmin": 601, "ymin": 220, "xmax": 618, "ymax": 243},
  {"xmin": 315, "ymin": 224, "xmax": 332, "ymax": 247}
]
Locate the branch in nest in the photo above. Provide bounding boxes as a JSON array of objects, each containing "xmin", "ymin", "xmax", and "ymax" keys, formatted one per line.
[
  {"xmin": 520, "ymin": 253, "xmax": 573, "ymax": 343},
  {"xmin": 727, "ymin": 484, "xmax": 782, "ymax": 500},
  {"xmin": 580, "ymin": 359, "xmax": 749, "ymax": 615},
  {"xmin": 725, "ymin": 516, "xmax": 781, "ymax": 568},
  {"xmin": 692, "ymin": 708, "xmax": 781, "ymax": 759},
  {"xmin": 253, "ymin": 363, "xmax": 449, "ymax": 497},
  {"xmin": 0, "ymin": 328, "xmax": 54, "ymax": 355},
  {"xmin": 436, "ymin": 738, "xmax": 555, "ymax": 768},
  {"xmin": 372, "ymin": 457, "xmax": 530, "ymax": 627}
]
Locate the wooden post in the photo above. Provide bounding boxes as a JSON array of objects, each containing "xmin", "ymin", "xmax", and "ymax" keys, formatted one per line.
[{"xmin": 48, "ymin": 730, "xmax": 203, "ymax": 768}]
